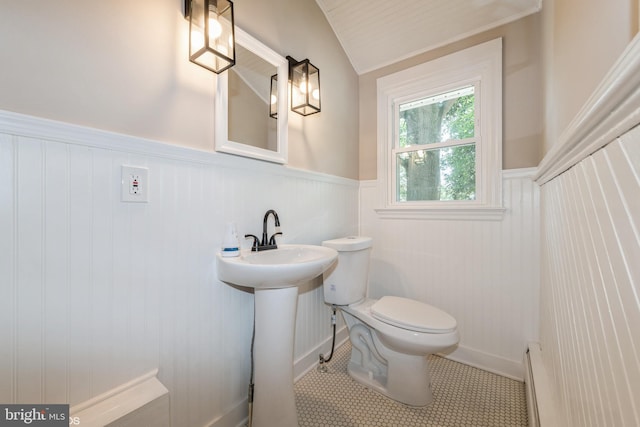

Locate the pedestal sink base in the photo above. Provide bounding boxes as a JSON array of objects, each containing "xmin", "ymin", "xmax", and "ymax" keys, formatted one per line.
[
  {"xmin": 216, "ymin": 244, "xmax": 338, "ymax": 427},
  {"xmin": 252, "ymin": 286, "xmax": 299, "ymax": 427}
]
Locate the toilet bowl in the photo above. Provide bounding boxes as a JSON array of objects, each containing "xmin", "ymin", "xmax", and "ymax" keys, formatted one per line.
[{"xmin": 322, "ymin": 237, "xmax": 459, "ymax": 406}]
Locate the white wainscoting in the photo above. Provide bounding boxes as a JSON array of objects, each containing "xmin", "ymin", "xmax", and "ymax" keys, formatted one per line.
[
  {"xmin": 359, "ymin": 168, "xmax": 540, "ymax": 380},
  {"xmin": 533, "ymin": 34, "xmax": 640, "ymax": 427},
  {"xmin": 0, "ymin": 110, "xmax": 358, "ymax": 427},
  {"xmin": 537, "ymin": 125, "xmax": 640, "ymax": 426}
]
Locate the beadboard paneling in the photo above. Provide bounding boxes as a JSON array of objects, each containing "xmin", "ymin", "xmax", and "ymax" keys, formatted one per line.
[
  {"xmin": 315, "ymin": 0, "xmax": 540, "ymax": 74},
  {"xmin": 539, "ymin": 125, "xmax": 640, "ymax": 427},
  {"xmin": 535, "ymin": 34, "xmax": 640, "ymax": 426},
  {"xmin": 359, "ymin": 168, "xmax": 540, "ymax": 379},
  {"xmin": 0, "ymin": 111, "xmax": 358, "ymax": 426}
]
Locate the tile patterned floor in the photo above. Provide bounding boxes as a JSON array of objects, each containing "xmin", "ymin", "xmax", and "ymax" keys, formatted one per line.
[{"xmin": 295, "ymin": 342, "xmax": 528, "ymax": 426}]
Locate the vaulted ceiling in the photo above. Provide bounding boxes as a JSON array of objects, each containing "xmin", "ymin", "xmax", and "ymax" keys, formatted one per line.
[{"xmin": 315, "ymin": 0, "xmax": 542, "ymax": 74}]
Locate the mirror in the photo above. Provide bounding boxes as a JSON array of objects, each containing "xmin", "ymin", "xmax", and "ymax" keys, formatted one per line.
[{"xmin": 215, "ymin": 27, "xmax": 288, "ymax": 164}]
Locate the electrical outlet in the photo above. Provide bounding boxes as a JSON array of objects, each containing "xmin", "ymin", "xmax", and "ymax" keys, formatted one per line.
[{"xmin": 121, "ymin": 165, "xmax": 149, "ymax": 203}]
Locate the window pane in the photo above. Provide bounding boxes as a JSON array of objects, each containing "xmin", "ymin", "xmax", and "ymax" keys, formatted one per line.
[
  {"xmin": 398, "ymin": 86, "xmax": 475, "ymax": 148},
  {"xmin": 396, "ymin": 144, "xmax": 476, "ymax": 201}
]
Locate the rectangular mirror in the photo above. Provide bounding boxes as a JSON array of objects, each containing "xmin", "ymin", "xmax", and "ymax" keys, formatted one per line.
[{"xmin": 214, "ymin": 27, "xmax": 288, "ymax": 164}]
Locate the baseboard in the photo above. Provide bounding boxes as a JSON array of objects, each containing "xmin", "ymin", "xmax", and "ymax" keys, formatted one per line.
[
  {"xmin": 105, "ymin": 394, "xmax": 170, "ymax": 427},
  {"xmin": 294, "ymin": 325, "xmax": 349, "ymax": 382},
  {"xmin": 206, "ymin": 397, "xmax": 248, "ymax": 427},
  {"xmin": 524, "ymin": 342, "xmax": 560, "ymax": 427},
  {"xmin": 444, "ymin": 345, "xmax": 524, "ymax": 381},
  {"xmin": 293, "ymin": 328, "xmax": 525, "ymax": 382},
  {"xmin": 524, "ymin": 345, "xmax": 539, "ymax": 427}
]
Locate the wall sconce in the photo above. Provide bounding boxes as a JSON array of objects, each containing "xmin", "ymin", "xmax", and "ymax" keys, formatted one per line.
[
  {"xmin": 185, "ymin": 0, "xmax": 236, "ymax": 74},
  {"xmin": 286, "ymin": 56, "xmax": 321, "ymax": 116},
  {"xmin": 270, "ymin": 74, "xmax": 278, "ymax": 119}
]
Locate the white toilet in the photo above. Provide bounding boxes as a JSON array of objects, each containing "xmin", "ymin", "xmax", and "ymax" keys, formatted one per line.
[{"xmin": 322, "ymin": 236, "xmax": 459, "ymax": 407}]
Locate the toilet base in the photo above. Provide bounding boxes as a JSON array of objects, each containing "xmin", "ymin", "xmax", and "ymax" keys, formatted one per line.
[
  {"xmin": 347, "ymin": 353, "xmax": 433, "ymax": 407},
  {"xmin": 344, "ymin": 315, "xmax": 434, "ymax": 407}
]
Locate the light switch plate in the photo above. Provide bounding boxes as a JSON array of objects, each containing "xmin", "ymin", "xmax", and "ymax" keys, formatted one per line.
[{"xmin": 121, "ymin": 165, "xmax": 149, "ymax": 203}]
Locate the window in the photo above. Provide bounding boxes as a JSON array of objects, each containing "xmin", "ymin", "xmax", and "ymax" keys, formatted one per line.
[
  {"xmin": 376, "ymin": 39, "xmax": 504, "ymax": 220},
  {"xmin": 395, "ymin": 85, "xmax": 477, "ymax": 202}
]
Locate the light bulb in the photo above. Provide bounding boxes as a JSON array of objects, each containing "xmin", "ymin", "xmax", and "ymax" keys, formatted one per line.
[
  {"xmin": 191, "ymin": 29, "xmax": 205, "ymax": 51},
  {"xmin": 209, "ymin": 18, "xmax": 222, "ymax": 40},
  {"xmin": 296, "ymin": 72, "xmax": 308, "ymax": 94}
]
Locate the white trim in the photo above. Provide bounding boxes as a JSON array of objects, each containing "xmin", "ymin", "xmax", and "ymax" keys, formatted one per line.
[
  {"xmin": 535, "ymin": 33, "xmax": 640, "ymax": 185},
  {"xmin": 444, "ymin": 344, "xmax": 524, "ymax": 381},
  {"xmin": 0, "ymin": 109, "xmax": 357, "ymax": 188},
  {"xmin": 70, "ymin": 370, "xmax": 168, "ymax": 426},
  {"xmin": 375, "ymin": 206, "xmax": 505, "ymax": 221},
  {"xmin": 524, "ymin": 346, "xmax": 539, "ymax": 427},
  {"xmin": 524, "ymin": 342, "xmax": 562, "ymax": 426},
  {"xmin": 359, "ymin": 179, "xmax": 377, "ymax": 188},
  {"xmin": 376, "ymin": 38, "xmax": 503, "ymax": 220},
  {"xmin": 206, "ymin": 398, "xmax": 249, "ymax": 427},
  {"xmin": 503, "ymin": 167, "xmax": 538, "ymax": 180},
  {"xmin": 214, "ymin": 27, "xmax": 289, "ymax": 165},
  {"xmin": 364, "ymin": 167, "xmax": 536, "ymax": 221}
]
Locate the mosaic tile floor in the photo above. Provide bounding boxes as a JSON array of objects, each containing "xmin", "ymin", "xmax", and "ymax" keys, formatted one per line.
[{"xmin": 295, "ymin": 342, "xmax": 528, "ymax": 427}]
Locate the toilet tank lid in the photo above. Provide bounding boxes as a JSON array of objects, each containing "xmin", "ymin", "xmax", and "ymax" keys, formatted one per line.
[
  {"xmin": 371, "ymin": 296, "xmax": 457, "ymax": 334},
  {"xmin": 322, "ymin": 236, "xmax": 373, "ymax": 251}
]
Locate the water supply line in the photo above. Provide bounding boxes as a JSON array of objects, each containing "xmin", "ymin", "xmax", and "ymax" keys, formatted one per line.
[
  {"xmin": 247, "ymin": 306, "xmax": 256, "ymax": 427},
  {"xmin": 318, "ymin": 305, "xmax": 337, "ymax": 373}
]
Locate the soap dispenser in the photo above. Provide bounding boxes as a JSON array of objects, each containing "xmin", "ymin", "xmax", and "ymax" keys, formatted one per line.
[{"xmin": 221, "ymin": 222, "xmax": 240, "ymax": 257}]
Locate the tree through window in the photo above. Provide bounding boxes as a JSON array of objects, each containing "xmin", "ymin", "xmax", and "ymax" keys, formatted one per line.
[{"xmin": 395, "ymin": 85, "xmax": 478, "ymax": 202}]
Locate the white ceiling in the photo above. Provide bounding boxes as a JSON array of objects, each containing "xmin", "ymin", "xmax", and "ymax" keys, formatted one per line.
[
  {"xmin": 315, "ymin": 0, "xmax": 541, "ymax": 74},
  {"xmin": 233, "ymin": 44, "xmax": 275, "ymax": 104}
]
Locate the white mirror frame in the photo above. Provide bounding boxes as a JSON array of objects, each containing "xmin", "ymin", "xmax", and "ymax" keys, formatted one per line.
[{"xmin": 214, "ymin": 27, "xmax": 289, "ymax": 164}]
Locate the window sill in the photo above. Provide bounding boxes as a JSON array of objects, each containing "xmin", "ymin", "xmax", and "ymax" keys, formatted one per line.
[{"xmin": 375, "ymin": 205, "xmax": 505, "ymax": 221}]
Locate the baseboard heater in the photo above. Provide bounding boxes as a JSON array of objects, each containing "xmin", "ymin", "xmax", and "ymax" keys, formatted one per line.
[
  {"xmin": 70, "ymin": 369, "xmax": 169, "ymax": 427},
  {"xmin": 524, "ymin": 342, "xmax": 558, "ymax": 427}
]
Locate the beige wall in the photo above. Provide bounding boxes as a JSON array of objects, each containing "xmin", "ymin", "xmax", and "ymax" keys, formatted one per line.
[
  {"xmin": 542, "ymin": 0, "xmax": 638, "ymax": 153},
  {"xmin": 0, "ymin": 0, "xmax": 359, "ymax": 179},
  {"xmin": 234, "ymin": 0, "xmax": 359, "ymax": 178},
  {"xmin": 358, "ymin": 14, "xmax": 543, "ymax": 180}
]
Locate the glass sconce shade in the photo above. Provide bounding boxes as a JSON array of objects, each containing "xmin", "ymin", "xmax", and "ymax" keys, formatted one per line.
[
  {"xmin": 270, "ymin": 74, "xmax": 278, "ymax": 119},
  {"xmin": 188, "ymin": 0, "xmax": 235, "ymax": 74},
  {"xmin": 288, "ymin": 58, "xmax": 321, "ymax": 116}
]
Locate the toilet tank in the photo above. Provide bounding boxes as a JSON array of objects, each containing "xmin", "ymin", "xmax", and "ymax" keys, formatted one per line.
[{"xmin": 322, "ymin": 236, "xmax": 373, "ymax": 305}]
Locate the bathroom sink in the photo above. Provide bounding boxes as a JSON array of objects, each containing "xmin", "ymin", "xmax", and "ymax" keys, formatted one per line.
[
  {"xmin": 216, "ymin": 243, "xmax": 338, "ymax": 426},
  {"xmin": 216, "ymin": 244, "xmax": 338, "ymax": 289}
]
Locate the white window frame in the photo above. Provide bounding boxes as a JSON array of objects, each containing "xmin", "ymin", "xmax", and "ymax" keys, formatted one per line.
[{"xmin": 376, "ymin": 38, "xmax": 505, "ymax": 220}]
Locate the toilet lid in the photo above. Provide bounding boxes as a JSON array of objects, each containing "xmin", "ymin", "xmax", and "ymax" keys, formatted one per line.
[{"xmin": 371, "ymin": 296, "xmax": 457, "ymax": 334}]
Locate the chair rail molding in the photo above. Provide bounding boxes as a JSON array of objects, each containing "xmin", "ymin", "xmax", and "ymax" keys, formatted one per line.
[{"xmin": 535, "ymin": 33, "xmax": 640, "ymax": 185}]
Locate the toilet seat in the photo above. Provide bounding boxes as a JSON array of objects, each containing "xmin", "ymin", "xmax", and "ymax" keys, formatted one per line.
[{"xmin": 371, "ymin": 296, "xmax": 456, "ymax": 334}]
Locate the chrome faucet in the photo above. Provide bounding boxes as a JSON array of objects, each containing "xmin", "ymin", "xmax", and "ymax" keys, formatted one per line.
[{"xmin": 244, "ymin": 209, "xmax": 282, "ymax": 251}]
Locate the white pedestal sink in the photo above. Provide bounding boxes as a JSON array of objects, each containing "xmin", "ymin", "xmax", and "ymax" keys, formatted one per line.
[{"xmin": 216, "ymin": 245, "xmax": 338, "ymax": 427}]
